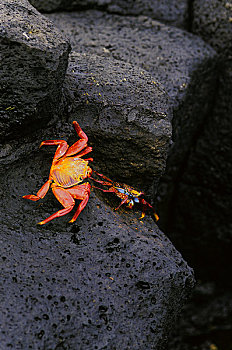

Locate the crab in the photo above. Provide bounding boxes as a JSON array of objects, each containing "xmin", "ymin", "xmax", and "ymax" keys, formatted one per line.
[
  {"xmin": 91, "ymin": 171, "xmax": 159, "ymax": 221},
  {"xmin": 23, "ymin": 121, "xmax": 93, "ymax": 225}
]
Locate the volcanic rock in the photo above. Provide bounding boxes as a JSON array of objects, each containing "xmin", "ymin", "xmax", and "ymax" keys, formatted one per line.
[
  {"xmin": 0, "ymin": 123, "xmax": 194, "ymax": 349},
  {"xmin": 0, "ymin": 0, "xmax": 70, "ymax": 142},
  {"xmin": 29, "ymin": 0, "xmax": 189, "ymax": 28}
]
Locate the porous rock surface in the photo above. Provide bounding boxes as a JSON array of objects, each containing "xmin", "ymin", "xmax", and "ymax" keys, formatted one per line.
[
  {"xmin": 64, "ymin": 52, "xmax": 172, "ymax": 192},
  {"xmin": 192, "ymin": 0, "xmax": 232, "ymax": 55},
  {"xmin": 0, "ymin": 0, "xmax": 70, "ymax": 142},
  {"xmin": 2, "ymin": 1, "xmax": 224, "ymax": 348},
  {"xmin": 164, "ymin": 62, "xmax": 232, "ymax": 282},
  {"xmin": 157, "ymin": 0, "xmax": 232, "ymax": 283},
  {"xmin": 48, "ymin": 10, "xmax": 215, "ymax": 109},
  {"xmin": 48, "ymin": 10, "xmax": 216, "ymax": 192},
  {"xmin": 30, "ymin": 0, "xmax": 189, "ymax": 28},
  {"xmin": 0, "ymin": 120, "xmax": 194, "ymax": 350},
  {"xmin": 167, "ymin": 281, "xmax": 232, "ymax": 349}
]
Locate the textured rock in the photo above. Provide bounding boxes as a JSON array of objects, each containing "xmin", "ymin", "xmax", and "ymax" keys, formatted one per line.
[
  {"xmin": 47, "ymin": 9, "xmax": 217, "ymax": 207},
  {"xmin": 64, "ymin": 52, "xmax": 172, "ymax": 193},
  {"xmin": 48, "ymin": 11, "xmax": 215, "ymax": 109},
  {"xmin": 0, "ymin": 120, "xmax": 194, "ymax": 350},
  {"xmin": 29, "ymin": 0, "xmax": 189, "ymax": 28},
  {"xmin": 156, "ymin": 0, "xmax": 232, "ymax": 283},
  {"xmin": 192, "ymin": 0, "xmax": 232, "ymax": 55},
  {"xmin": 0, "ymin": 0, "xmax": 70, "ymax": 142},
  {"xmin": 29, "ymin": 0, "xmax": 64, "ymax": 12},
  {"xmin": 167, "ymin": 282, "xmax": 232, "ymax": 349},
  {"xmin": 161, "ymin": 61, "xmax": 232, "ymax": 282}
]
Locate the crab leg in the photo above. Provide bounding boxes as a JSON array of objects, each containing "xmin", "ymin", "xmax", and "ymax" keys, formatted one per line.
[
  {"xmin": 92, "ymin": 184, "xmax": 130, "ymax": 211},
  {"xmin": 92, "ymin": 185, "xmax": 115, "ymax": 192},
  {"xmin": 65, "ymin": 122, "xmax": 89, "ymax": 157},
  {"xmin": 91, "ymin": 179, "xmax": 113, "ymax": 187},
  {"xmin": 114, "ymin": 196, "xmax": 130, "ymax": 210},
  {"xmin": 68, "ymin": 183, "xmax": 91, "ymax": 223},
  {"xmin": 38, "ymin": 184, "xmax": 75, "ymax": 225},
  {"xmin": 93, "ymin": 171, "xmax": 113, "ymax": 183},
  {"xmin": 73, "ymin": 121, "xmax": 88, "ymax": 141},
  {"xmin": 23, "ymin": 179, "xmax": 52, "ymax": 201},
  {"xmin": 77, "ymin": 146, "xmax": 92, "ymax": 158},
  {"xmin": 77, "ymin": 146, "xmax": 93, "ymax": 162},
  {"xmin": 139, "ymin": 198, "xmax": 159, "ymax": 221},
  {"xmin": 40, "ymin": 140, "xmax": 68, "ymax": 160}
]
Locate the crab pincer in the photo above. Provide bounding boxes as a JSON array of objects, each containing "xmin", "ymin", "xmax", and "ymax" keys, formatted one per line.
[{"xmin": 23, "ymin": 121, "xmax": 93, "ymax": 224}]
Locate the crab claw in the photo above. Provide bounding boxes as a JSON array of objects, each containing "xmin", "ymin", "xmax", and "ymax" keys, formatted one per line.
[{"xmin": 139, "ymin": 198, "xmax": 159, "ymax": 221}]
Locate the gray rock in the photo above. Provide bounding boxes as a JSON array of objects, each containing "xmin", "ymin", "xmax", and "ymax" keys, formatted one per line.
[
  {"xmin": 192, "ymin": 0, "xmax": 232, "ymax": 55},
  {"xmin": 30, "ymin": 0, "xmax": 189, "ymax": 28},
  {"xmin": 0, "ymin": 0, "xmax": 70, "ymax": 142},
  {"xmin": 64, "ymin": 52, "xmax": 172, "ymax": 193},
  {"xmin": 161, "ymin": 61, "xmax": 232, "ymax": 280},
  {"xmin": 48, "ymin": 11, "xmax": 215, "ymax": 109},
  {"xmin": 47, "ymin": 9, "xmax": 217, "ymax": 198},
  {"xmin": 157, "ymin": 0, "xmax": 232, "ymax": 282},
  {"xmin": 29, "ymin": 0, "xmax": 65, "ymax": 12},
  {"xmin": 167, "ymin": 282, "xmax": 232, "ymax": 349},
  {"xmin": 0, "ymin": 121, "xmax": 194, "ymax": 350}
]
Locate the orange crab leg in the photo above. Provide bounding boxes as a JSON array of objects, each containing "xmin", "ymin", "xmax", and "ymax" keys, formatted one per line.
[
  {"xmin": 92, "ymin": 184, "xmax": 130, "ymax": 210},
  {"xmin": 77, "ymin": 146, "xmax": 92, "ymax": 158},
  {"xmin": 139, "ymin": 199, "xmax": 159, "ymax": 221},
  {"xmin": 40, "ymin": 140, "xmax": 68, "ymax": 160},
  {"xmin": 38, "ymin": 184, "xmax": 75, "ymax": 225},
  {"xmin": 114, "ymin": 196, "xmax": 130, "ymax": 210},
  {"xmin": 93, "ymin": 171, "xmax": 113, "ymax": 183},
  {"xmin": 91, "ymin": 179, "xmax": 112, "ymax": 187},
  {"xmin": 38, "ymin": 183, "xmax": 91, "ymax": 225},
  {"xmin": 77, "ymin": 146, "xmax": 93, "ymax": 162},
  {"xmin": 73, "ymin": 121, "xmax": 88, "ymax": 141},
  {"xmin": 92, "ymin": 185, "xmax": 116, "ymax": 193},
  {"xmin": 64, "ymin": 122, "xmax": 89, "ymax": 157},
  {"xmin": 23, "ymin": 179, "xmax": 52, "ymax": 201},
  {"xmin": 68, "ymin": 183, "xmax": 91, "ymax": 223}
]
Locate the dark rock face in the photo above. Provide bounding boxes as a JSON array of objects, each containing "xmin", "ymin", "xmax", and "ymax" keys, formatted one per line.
[
  {"xmin": 3, "ymin": 0, "xmax": 230, "ymax": 348},
  {"xmin": 156, "ymin": 0, "xmax": 232, "ymax": 286},
  {"xmin": 167, "ymin": 282, "xmax": 232, "ymax": 350},
  {"xmin": 164, "ymin": 63, "xmax": 232, "ymax": 282},
  {"xmin": 0, "ymin": 0, "xmax": 70, "ymax": 142},
  {"xmin": 47, "ymin": 10, "xmax": 217, "ymax": 193},
  {"xmin": 0, "ymin": 121, "xmax": 194, "ymax": 350},
  {"xmin": 30, "ymin": 0, "xmax": 189, "ymax": 28},
  {"xmin": 64, "ymin": 52, "xmax": 172, "ymax": 193},
  {"xmin": 192, "ymin": 0, "xmax": 232, "ymax": 55},
  {"xmin": 48, "ymin": 10, "xmax": 215, "ymax": 109},
  {"xmin": 157, "ymin": 2, "xmax": 232, "ymax": 348},
  {"xmin": 29, "ymin": 0, "xmax": 64, "ymax": 13}
]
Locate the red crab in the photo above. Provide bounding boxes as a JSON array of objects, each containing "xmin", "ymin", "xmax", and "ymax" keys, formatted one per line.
[
  {"xmin": 91, "ymin": 171, "xmax": 159, "ymax": 221},
  {"xmin": 23, "ymin": 121, "xmax": 93, "ymax": 225}
]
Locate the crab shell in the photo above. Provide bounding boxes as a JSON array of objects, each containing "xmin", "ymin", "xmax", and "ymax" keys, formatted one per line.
[
  {"xmin": 51, "ymin": 156, "xmax": 92, "ymax": 188},
  {"xmin": 23, "ymin": 121, "xmax": 93, "ymax": 225}
]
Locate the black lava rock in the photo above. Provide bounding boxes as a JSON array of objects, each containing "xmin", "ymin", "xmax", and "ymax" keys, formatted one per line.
[{"xmin": 0, "ymin": 0, "xmax": 70, "ymax": 142}]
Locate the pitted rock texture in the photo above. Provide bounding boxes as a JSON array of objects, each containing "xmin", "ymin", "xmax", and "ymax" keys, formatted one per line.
[
  {"xmin": 47, "ymin": 10, "xmax": 217, "ymax": 192},
  {"xmin": 64, "ymin": 52, "xmax": 172, "ymax": 193},
  {"xmin": 0, "ymin": 121, "xmax": 194, "ymax": 350},
  {"xmin": 161, "ymin": 62, "xmax": 232, "ymax": 283},
  {"xmin": 0, "ymin": 0, "xmax": 70, "ymax": 142},
  {"xmin": 167, "ymin": 282, "xmax": 232, "ymax": 349},
  {"xmin": 47, "ymin": 10, "xmax": 215, "ymax": 109},
  {"xmin": 155, "ymin": 0, "xmax": 232, "ymax": 285},
  {"xmin": 192, "ymin": 0, "xmax": 232, "ymax": 55},
  {"xmin": 29, "ymin": 0, "xmax": 189, "ymax": 28},
  {"xmin": 29, "ymin": 0, "xmax": 64, "ymax": 12}
]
